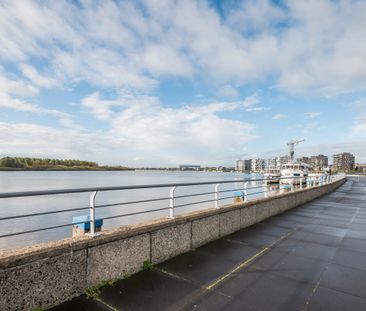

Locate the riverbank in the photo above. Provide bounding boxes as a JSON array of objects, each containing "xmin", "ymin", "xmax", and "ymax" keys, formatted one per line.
[{"xmin": 0, "ymin": 166, "xmax": 134, "ymax": 171}]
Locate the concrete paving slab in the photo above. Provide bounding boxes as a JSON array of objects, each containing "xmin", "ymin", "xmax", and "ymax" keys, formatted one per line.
[
  {"xmin": 277, "ymin": 240, "xmax": 338, "ymax": 262},
  {"xmin": 339, "ymin": 237, "xmax": 366, "ymax": 254},
  {"xmin": 243, "ymin": 223, "xmax": 291, "ymax": 238},
  {"xmin": 196, "ymin": 238, "xmax": 260, "ymax": 264},
  {"xmin": 332, "ymin": 248, "xmax": 366, "ymax": 271},
  {"xmin": 263, "ymin": 252, "xmax": 329, "ymax": 284},
  {"xmin": 49, "ymin": 296, "xmax": 111, "ymax": 311},
  {"xmin": 214, "ymin": 269, "xmax": 314, "ymax": 311},
  {"xmin": 345, "ymin": 229, "xmax": 366, "ymax": 240},
  {"xmin": 306, "ymin": 286, "xmax": 366, "ymax": 311},
  {"xmin": 227, "ymin": 230, "xmax": 280, "ymax": 247},
  {"xmin": 156, "ymin": 249, "xmax": 236, "ymax": 286},
  {"xmin": 99, "ymin": 269, "xmax": 200, "ymax": 311},
  {"xmin": 289, "ymin": 231, "xmax": 343, "ymax": 246},
  {"xmin": 321, "ymin": 263, "xmax": 366, "ymax": 298},
  {"xmin": 301, "ymin": 224, "xmax": 348, "ymax": 238}
]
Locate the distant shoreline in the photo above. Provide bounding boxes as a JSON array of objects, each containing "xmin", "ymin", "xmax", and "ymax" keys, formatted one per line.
[{"xmin": 0, "ymin": 167, "xmax": 135, "ymax": 171}]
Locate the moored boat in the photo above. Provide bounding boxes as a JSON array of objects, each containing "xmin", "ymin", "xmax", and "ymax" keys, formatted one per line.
[
  {"xmin": 280, "ymin": 162, "xmax": 309, "ymax": 185},
  {"xmin": 263, "ymin": 167, "xmax": 281, "ymax": 183}
]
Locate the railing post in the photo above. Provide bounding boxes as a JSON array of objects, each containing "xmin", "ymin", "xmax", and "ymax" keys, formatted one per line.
[
  {"xmin": 279, "ymin": 179, "xmax": 283, "ymax": 194},
  {"xmin": 264, "ymin": 179, "xmax": 268, "ymax": 198},
  {"xmin": 244, "ymin": 182, "xmax": 248, "ymax": 202},
  {"xmin": 89, "ymin": 191, "xmax": 97, "ymax": 237},
  {"xmin": 214, "ymin": 184, "xmax": 220, "ymax": 208},
  {"xmin": 169, "ymin": 186, "xmax": 176, "ymax": 218},
  {"xmin": 290, "ymin": 182, "xmax": 294, "ymax": 192},
  {"xmin": 300, "ymin": 178, "xmax": 303, "ymax": 189}
]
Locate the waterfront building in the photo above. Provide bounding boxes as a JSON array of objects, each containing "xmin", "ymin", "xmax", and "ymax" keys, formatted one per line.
[
  {"xmin": 265, "ymin": 158, "xmax": 277, "ymax": 169},
  {"xmin": 298, "ymin": 156, "xmax": 310, "ymax": 165},
  {"xmin": 251, "ymin": 158, "xmax": 265, "ymax": 172},
  {"xmin": 297, "ymin": 155, "xmax": 328, "ymax": 171},
  {"xmin": 179, "ymin": 165, "xmax": 201, "ymax": 171},
  {"xmin": 333, "ymin": 153, "xmax": 355, "ymax": 172},
  {"xmin": 244, "ymin": 159, "xmax": 251, "ymax": 172},
  {"xmin": 235, "ymin": 159, "xmax": 251, "ymax": 172},
  {"xmin": 310, "ymin": 155, "xmax": 328, "ymax": 170},
  {"xmin": 276, "ymin": 155, "xmax": 290, "ymax": 168},
  {"xmin": 235, "ymin": 160, "xmax": 244, "ymax": 172}
]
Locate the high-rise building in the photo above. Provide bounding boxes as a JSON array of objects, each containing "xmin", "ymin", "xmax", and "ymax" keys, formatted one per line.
[
  {"xmin": 235, "ymin": 160, "xmax": 245, "ymax": 172},
  {"xmin": 276, "ymin": 155, "xmax": 290, "ymax": 168},
  {"xmin": 235, "ymin": 159, "xmax": 251, "ymax": 172},
  {"xmin": 310, "ymin": 155, "xmax": 328, "ymax": 170},
  {"xmin": 265, "ymin": 158, "xmax": 277, "ymax": 169},
  {"xmin": 298, "ymin": 157, "xmax": 310, "ymax": 165},
  {"xmin": 297, "ymin": 155, "xmax": 328, "ymax": 170},
  {"xmin": 251, "ymin": 158, "xmax": 265, "ymax": 172},
  {"xmin": 244, "ymin": 159, "xmax": 251, "ymax": 172},
  {"xmin": 333, "ymin": 153, "xmax": 355, "ymax": 172}
]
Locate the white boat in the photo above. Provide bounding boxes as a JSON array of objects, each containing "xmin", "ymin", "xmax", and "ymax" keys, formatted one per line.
[
  {"xmin": 280, "ymin": 162, "xmax": 309, "ymax": 185},
  {"xmin": 263, "ymin": 167, "xmax": 281, "ymax": 183}
]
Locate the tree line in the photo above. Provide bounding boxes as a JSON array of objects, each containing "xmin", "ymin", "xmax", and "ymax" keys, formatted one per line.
[{"xmin": 0, "ymin": 157, "xmax": 98, "ymax": 168}]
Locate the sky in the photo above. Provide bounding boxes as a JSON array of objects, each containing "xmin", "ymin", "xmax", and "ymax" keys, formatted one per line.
[{"xmin": 1, "ymin": 0, "xmax": 366, "ymax": 167}]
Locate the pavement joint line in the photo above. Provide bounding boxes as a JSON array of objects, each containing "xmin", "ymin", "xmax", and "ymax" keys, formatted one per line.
[
  {"xmin": 95, "ymin": 297, "xmax": 119, "ymax": 311},
  {"xmin": 205, "ymin": 227, "xmax": 301, "ymax": 291},
  {"xmin": 154, "ymin": 267, "xmax": 193, "ymax": 284},
  {"xmin": 205, "ymin": 247, "xmax": 269, "ymax": 291},
  {"xmin": 155, "ymin": 264, "xmax": 233, "ymax": 299},
  {"xmin": 223, "ymin": 238, "xmax": 249, "ymax": 246}
]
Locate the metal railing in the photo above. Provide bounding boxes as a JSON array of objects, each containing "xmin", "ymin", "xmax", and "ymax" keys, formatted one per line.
[{"xmin": 0, "ymin": 174, "xmax": 344, "ymax": 240}]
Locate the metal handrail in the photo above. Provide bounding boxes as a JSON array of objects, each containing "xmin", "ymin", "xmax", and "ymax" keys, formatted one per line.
[
  {"xmin": 0, "ymin": 177, "xmax": 268, "ymax": 198},
  {"xmin": 0, "ymin": 174, "xmax": 344, "ymax": 241}
]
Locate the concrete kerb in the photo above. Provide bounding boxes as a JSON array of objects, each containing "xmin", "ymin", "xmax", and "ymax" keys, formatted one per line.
[{"xmin": 0, "ymin": 178, "xmax": 346, "ymax": 310}]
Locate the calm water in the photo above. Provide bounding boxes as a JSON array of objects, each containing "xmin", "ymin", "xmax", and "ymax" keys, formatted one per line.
[{"xmin": 0, "ymin": 170, "xmax": 267, "ymax": 251}]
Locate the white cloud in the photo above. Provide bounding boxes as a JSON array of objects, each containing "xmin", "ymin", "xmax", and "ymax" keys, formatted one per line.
[
  {"xmin": 351, "ymin": 112, "xmax": 366, "ymax": 137},
  {"xmin": 19, "ymin": 64, "xmax": 57, "ymax": 88},
  {"xmin": 218, "ymin": 85, "xmax": 239, "ymax": 98},
  {"xmin": 305, "ymin": 112, "xmax": 322, "ymax": 118},
  {"xmin": 79, "ymin": 91, "xmax": 257, "ymax": 165},
  {"xmin": 0, "ymin": 1, "xmax": 365, "ymax": 95},
  {"xmin": 0, "ymin": 74, "xmax": 38, "ymax": 97},
  {"xmin": 246, "ymin": 107, "xmax": 270, "ymax": 112},
  {"xmin": 272, "ymin": 114, "xmax": 287, "ymax": 120},
  {"xmin": 0, "ymin": 73, "xmax": 69, "ymax": 118},
  {"xmin": 0, "ymin": 122, "xmax": 103, "ymax": 161},
  {"xmin": 0, "ymin": 93, "xmax": 70, "ymax": 119},
  {"xmin": 242, "ymin": 93, "xmax": 261, "ymax": 107}
]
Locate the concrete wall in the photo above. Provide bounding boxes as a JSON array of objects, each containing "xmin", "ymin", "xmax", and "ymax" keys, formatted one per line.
[{"xmin": 0, "ymin": 178, "xmax": 346, "ymax": 311}]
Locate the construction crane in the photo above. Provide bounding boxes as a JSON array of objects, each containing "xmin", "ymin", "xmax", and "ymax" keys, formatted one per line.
[{"xmin": 287, "ymin": 139, "xmax": 304, "ymax": 162}]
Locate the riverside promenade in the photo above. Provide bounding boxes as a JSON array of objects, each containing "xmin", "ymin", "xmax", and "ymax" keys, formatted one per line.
[{"xmin": 51, "ymin": 177, "xmax": 366, "ymax": 311}]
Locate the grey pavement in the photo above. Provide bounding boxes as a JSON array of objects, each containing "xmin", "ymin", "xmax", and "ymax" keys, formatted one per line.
[{"xmin": 50, "ymin": 177, "xmax": 366, "ymax": 311}]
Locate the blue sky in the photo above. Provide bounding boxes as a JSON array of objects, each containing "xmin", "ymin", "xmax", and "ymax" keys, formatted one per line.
[{"xmin": 1, "ymin": 0, "xmax": 366, "ymax": 166}]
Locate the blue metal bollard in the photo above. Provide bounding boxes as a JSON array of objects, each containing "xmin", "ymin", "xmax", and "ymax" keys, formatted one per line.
[
  {"xmin": 72, "ymin": 215, "xmax": 103, "ymax": 237},
  {"xmin": 233, "ymin": 190, "xmax": 244, "ymax": 203}
]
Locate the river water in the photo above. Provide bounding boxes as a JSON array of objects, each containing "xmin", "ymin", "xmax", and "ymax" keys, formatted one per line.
[{"xmin": 0, "ymin": 170, "xmax": 266, "ymax": 251}]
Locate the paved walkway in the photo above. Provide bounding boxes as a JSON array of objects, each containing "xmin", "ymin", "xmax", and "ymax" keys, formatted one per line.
[{"xmin": 51, "ymin": 178, "xmax": 366, "ymax": 311}]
